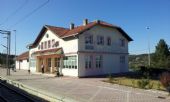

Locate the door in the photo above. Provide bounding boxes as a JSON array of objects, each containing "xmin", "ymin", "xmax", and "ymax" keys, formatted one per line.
[
  {"xmin": 47, "ymin": 58, "xmax": 51, "ymax": 73},
  {"xmin": 55, "ymin": 58, "xmax": 60, "ymax": 71}
]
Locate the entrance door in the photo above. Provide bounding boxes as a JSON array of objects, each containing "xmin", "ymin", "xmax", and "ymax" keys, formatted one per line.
[
  {"xmin": 47, "ymin": 58, "xmax": 51, "ymax": 73},
  {"xmin": 55, "ymin": 58, "xmax": 60, "ymax": 72}
]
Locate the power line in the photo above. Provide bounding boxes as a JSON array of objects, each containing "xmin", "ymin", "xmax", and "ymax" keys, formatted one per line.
[
  {"xmin": 0, "ymin": 0, "xmax": 28, "ymax": 26},
  {"xmin": 9, "ymin": 0, "xmax": 50, "ymax": 29}
]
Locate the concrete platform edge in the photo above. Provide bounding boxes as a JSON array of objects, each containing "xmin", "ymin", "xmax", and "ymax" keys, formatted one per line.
[{"xmin": 0, "ymin": 76, "xmax": 78, "ymax": 102}]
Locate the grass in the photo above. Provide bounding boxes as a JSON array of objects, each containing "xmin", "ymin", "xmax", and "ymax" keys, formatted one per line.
[{"xmin": 104, "ymin": 76, "xmax": 166, "ymax": 90}]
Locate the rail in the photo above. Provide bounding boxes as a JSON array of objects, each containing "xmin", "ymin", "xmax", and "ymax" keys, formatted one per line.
[{"xmin": 0, "ymin": 81, "xmax": 37, "ymax": 102}]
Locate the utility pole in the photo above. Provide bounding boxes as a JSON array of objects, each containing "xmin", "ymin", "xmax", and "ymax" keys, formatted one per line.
[
  {"xmin": 13, "ymin": 30, "xmax": 16, "ymax": 71},
  {"xmin": 146, "ymin": 26, "xmax": 151, "ymax": 67},
  {"xmin": 0, "ymin": 30, "xmax": 11, "ymax": 75}
]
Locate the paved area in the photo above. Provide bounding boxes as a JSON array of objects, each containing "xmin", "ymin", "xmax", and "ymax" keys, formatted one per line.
[{"xmin": 0, "ymin": 68, "xmax": 170, "ymax": 102}]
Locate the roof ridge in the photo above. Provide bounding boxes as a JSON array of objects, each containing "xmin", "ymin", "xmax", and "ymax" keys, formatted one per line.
[{"xmin": 45, "ymin": 25, "xmax": 69, "ymax": 30}]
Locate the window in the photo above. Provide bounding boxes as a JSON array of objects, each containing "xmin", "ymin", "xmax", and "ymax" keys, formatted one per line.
[
  {"xmin": 96, "ymin": 55, "xmax": 103, "ymax": 68},
  {"xmin": 38, "ymin": 45, "xmax": 40, "ymax": 50},
  {"xmin": 120, "ymin": 56, "xmax": 125, "ymax": 64},
  {"xmin": 41, "ymin": 42, "xmax": 43, "ymax": 49},
  {"xmin": 97, "ymin": 36, "xmax": 104, "ymax": 45},
  {"xmin": 85, "ymin": 55, "xmax": 93, "ymax": 69},
  {"xmin": 120, "ymin": 39, "xmax": 125, "ymax": 47},
  {"xmin": 54, "ymin": 41, "xmax": 59, "ymax": 47},
  {"xmin": 46, "ymin": 34, "xmax": 49, "ymax": 38},
  {"xmin": 44, "ymin": 41, "xmax": 47, "ymax": 49},
  {"xmin": 85, "ymin": 35, "xmax": 93, "ymax": 44},
  {"xmin": 52, "ymin": 39, "xmax": 55, "ymax": 47},
  {"xmin": 63, "ymin": 56, "xmax": 77, "ymax": 69},
  {"xmin": 48, "ymin": 40, "xmax": 51, "ymax": 48},
  {"xmin": 30, "ymin": 59, "xmax": 36, "ymax": 67},
  {"xmin": 107, "ymin": 37, "xmax": 111, "ymax": 46}
]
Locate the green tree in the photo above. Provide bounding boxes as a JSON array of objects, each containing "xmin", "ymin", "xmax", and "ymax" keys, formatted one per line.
[{"xmin": 152, "ymin": 39, "xmax": 170, "ymax": 68}]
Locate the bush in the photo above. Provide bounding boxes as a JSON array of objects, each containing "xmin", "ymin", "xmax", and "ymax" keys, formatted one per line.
[
  {"xmin": 131, "ymin": 79, "xmax": 136, "ymax": 87},
  {"xmin": 108, "ymin": 74, "xmax": 113, "ymax": 83},
  {"xmin": 148, "ymin": 82, "xmax": 154, "ymax": 89},
  {"xmin": 137, "ymin": 78, "xmax": 150, "ymax": 89},
  {"xmin": 160, "ymin": 72, "xmax": 170, "ymax": 93}
]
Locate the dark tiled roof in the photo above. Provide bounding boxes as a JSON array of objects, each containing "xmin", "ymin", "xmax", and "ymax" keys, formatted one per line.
[
  {"xmin": 31, "ymin": 20, "xmax": 133, "ymax": 48},
  {"xmin": 16, "ymin": 51, "xmax": 29, "ymax": 61}
]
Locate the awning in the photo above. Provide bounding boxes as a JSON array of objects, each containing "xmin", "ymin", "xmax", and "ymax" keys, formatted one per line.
[{"xmin": 32, "ymin": 48, "xmax": 63, "ymax": 56}]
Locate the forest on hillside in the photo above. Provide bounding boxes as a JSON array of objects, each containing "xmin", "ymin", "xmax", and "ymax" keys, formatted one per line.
[
  {"xmin": 129, "ymin": 39, "xmax": 170, "ymax": 70},
  {"xmin": 0, "ymin": 53, "xmax": 15, "ymax": 67}
]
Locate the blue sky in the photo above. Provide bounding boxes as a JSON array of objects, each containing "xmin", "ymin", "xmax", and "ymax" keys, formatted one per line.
[{"xmin": 0, "ymin": 0, "xmax": 170, "ymax": 55}]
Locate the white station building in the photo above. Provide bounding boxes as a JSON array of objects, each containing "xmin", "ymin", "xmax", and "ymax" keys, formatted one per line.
[
  {"xmin": 26, "ymin": 19, "xmax": 133, "ymax": 77},
  {"xmin": 16, "ymin": 51, "xmax": 29, "ymax": 70}
]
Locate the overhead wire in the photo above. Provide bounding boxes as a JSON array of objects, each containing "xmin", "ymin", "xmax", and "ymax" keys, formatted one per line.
[
  {"xmin": 0, "ymin": 0, "xmax": 28, "ymax": 27},
  {"xmin": 8, "ymin": 0, "xmax": 50, "ymax": 29}
]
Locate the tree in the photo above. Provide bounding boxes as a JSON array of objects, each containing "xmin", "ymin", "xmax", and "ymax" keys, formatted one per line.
[{"xmin": 152, "ymin": 39, "xmax": 170, "ymax": 68}]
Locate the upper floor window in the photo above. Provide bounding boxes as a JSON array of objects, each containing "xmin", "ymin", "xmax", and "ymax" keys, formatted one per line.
[
  {"xmin": 41, "ymin": 42, "xmax": 43, "ymax": 49},
  {"xmin": 85, "ymin": 35, "xmax": 93, "ymax": 44},
  {"xmin": 85, "ymin": 55, "xmax": 93, "ymax": 69},
  {"xmin": 120, "ymin": 39, "xmax": 125, "ymax": 47},
  {"xmin": 96, "ymin": 55, "xmax": 103, "ymax": 68},
  {"xmin": 48, "ymin": 40, "xmax": 51, "ymax": 48},
  {"xmin": 120, "ymin": 56, "xmax": 125, "ymax": 64},
  {"xmin": 52, "ymin": 39, "xmax": 55, "ymax": 47},
  {"xmin": 97, "ymin": 36, "xmax": 104, "ymax": 45},
  {"xmin": 54, "ymin": 41, "xmax": 59, "ymax": 47},
  {"xmin": 107, "ymin": 37, "xmax": 111, "ymax": 46},
  {"xmin": 38, "ymin": 45, "xmax": 40, "ymax": 50},
  {"xmin": 44, "ymin": 41, "xmax": 47, "ymax": 49},
  {"xmin": 46, "ymin": 34, "xmax": 49, "ymax": 38}
]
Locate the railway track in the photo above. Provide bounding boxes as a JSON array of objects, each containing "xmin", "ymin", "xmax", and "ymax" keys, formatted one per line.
[{"xmin": 0, "ymin": 80, "xmax": 48, "ymax": 102}]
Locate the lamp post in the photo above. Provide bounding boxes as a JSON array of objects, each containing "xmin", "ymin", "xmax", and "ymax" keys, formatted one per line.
[
  {"xmin": 146, "ymin": 26, "xmax": 151, "ymax": 67},
  {"xmin": 0, "ymin": 30, "xmax": 11, "ymax": 75}
]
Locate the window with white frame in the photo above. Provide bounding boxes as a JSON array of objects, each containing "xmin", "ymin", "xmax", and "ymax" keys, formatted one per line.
[
  {"xmin": 120, "ymin": 56, "xmax": 125, "ymax": 64},
  {"xmin": 107, "ymin": 37, "xmax": 111, "ymax": 46},
  {"xmin": 63, "ymin": 56, "xmax": 77, "ymax": 69},
  {"xmin": 41, "ymin": 42, "xmax": 43, "ymax": 49},
  {"xmin": 95, "ymin": 55, "xmax": 103, "ymax": 68},
  {"xmin": 120, "ymin": 39, "xmax": 125, "ymax": 47},
  {"xmin": 48, "ymin": 40, "xmax": 51, "ymax": 48},
  {"xmin": 85, "ymin": 55, "xmax": 93, "ymax": 69},
  {"xmin": 85, "ymin": 35, "xmax": 93, "ymax": 44},
  {"xmin": 97, "ymin": 36, "xmax": 104, "ymax": 45},
  {"xmin": 30, "ymin": 59, "xmax": 36, "ymax": 67},
  {"xmin": 44, "ymin": 41, "xmax": 47, "ymax": 49},
  {"xmin": 38, "ymin": 45, "xmax": 40, "ymax": 50},
  {"xmin": 52, "ymin": 39, "xmax": 55, "ymax": 48}
]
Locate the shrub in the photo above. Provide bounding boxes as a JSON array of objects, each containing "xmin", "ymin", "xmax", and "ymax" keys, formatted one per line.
[
  {"xmin": 160, "ymin": 72, "xmax": 170, "ymax": 93},
  {"xmin": 131, "ymin": 79, "xmax": 136, "ymax": 87},
  {"xmin": 148, "ymin": 82, "xmax": 153, "ymax": 89},
  {"xmin": 108, "ymin": 74, "xmax": 113, "ymax": 83},
  {"xmin": 157, "ymin": 82, "xmax": 161, "ymax": 90},
  {"xmin": 137, "ymin": 78, "xmax": 150, "ymax": 89}
]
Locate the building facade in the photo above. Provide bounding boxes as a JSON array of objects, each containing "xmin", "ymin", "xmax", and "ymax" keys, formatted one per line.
[
  {"xmin": 29, "ymin": 19, "xmax": 133, "ymax": 77},
  {"xmin": 16, "ymin": 51, "xmax": 29, "ymax": 70}
]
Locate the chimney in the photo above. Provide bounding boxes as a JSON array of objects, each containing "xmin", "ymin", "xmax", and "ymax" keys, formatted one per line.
[
  {"xmin": 70, "ymin": 23, "xmax": 74, "ymax": 30},
  {"xmin": 83, "ymin": 19, "xmax": 88, "ymax": 26}
]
